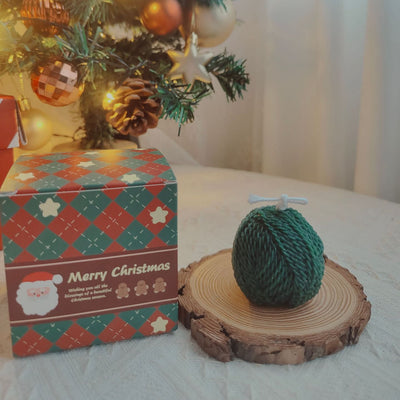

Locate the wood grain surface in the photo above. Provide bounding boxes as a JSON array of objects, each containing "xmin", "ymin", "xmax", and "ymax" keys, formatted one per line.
[{"xmin": 178, "ymin": 249, "xmax": 371, "ymax": 364}]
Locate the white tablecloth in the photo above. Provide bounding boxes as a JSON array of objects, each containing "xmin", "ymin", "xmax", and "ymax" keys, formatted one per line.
[{"xmin": 1, "ymin": 165, "xmax": 399, "ymax": 400}]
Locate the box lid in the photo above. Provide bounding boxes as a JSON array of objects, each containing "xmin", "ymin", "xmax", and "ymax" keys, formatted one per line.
[{"xmin": 0, "ymin": 148, "xmax": 176, "ymax": 195}]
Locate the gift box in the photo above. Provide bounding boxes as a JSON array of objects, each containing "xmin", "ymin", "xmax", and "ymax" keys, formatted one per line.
[
  {"xmin": 0, "ymin": 148, "xmax": 178, "ymax": 357},
  {"xmin": 0, "ymin": 95, "xmax": 26, "ymax": 186}
]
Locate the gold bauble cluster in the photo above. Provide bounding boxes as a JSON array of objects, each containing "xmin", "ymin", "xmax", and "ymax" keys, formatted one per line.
[{"xmin": 139, "ymin": 0, "xmax": 236, "ymax": 48}]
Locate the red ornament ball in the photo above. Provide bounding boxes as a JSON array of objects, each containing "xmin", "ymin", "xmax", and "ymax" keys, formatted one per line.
[
  {"xmin": 140, "ymin": 0, "xmax": 183, "ymax": 36},
  {"xmin": 31, "ymin": 60, "xmax": 84, "ymax": 107},
  {"xmin": 20, "ymin": 0, "xmax": 70, "ymax": 37}
]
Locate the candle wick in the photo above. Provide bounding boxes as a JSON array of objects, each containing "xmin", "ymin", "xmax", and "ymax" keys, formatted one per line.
[{"xmin": 248, "ymin": 194, "xmax": 308, "ymax": 211}]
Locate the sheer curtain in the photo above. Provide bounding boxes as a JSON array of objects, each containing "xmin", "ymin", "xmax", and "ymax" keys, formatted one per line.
[{"xmin": 154, "ymin": 0, "xmax": 400, "ymax": 203}]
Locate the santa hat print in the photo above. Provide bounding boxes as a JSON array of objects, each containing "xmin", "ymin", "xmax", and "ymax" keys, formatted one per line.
[{"xmin": 22, "ymin": 271, "xmax": 63, "ymax": 285}]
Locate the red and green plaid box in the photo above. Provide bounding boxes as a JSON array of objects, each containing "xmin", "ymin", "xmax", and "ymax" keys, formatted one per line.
[{"xmin": 0, "ymin": 148, "xmax": 178, "ymax": 357}]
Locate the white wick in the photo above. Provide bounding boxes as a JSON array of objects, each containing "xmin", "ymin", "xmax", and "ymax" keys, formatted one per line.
[{"xmin": 248, "ymin": 194, "xmax": 308, "ymax": 211}]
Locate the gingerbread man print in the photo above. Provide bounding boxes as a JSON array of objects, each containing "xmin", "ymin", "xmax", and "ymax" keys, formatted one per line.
[
  {"xmin": 153, "ymin": 277, "xmax": 167, "ymax": 293},
  {"xmin": 115, "ymin": 282, "xmax": 130, "ymax": 299},
  {"xmin": 134, "ymin": 280, "xmax": 149, "ymax": 296}
]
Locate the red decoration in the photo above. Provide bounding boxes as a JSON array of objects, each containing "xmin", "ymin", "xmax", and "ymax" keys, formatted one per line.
[
  {"xmin": 140, "ymin": 0, "xmax": 183, "ymax": 36},
  {"xmin": 0, "ymin": 95, "xmax": 26, "ymax": 187},
  {"xmin": 0, "ymin": 95, "xmax": 26, "ymax": 249}
]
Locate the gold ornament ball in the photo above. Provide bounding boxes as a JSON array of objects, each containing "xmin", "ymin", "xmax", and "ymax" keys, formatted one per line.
[
  {"xmin": 31, "ymin": 60, "xmax": 84, "ymax": 107},
  {"xmin": 140, "ymin": 0, "xmax": 183, "ymax": 36},
  {"xmin": 193, "ymin": 0, "xmax": 236, "ymax": 48},
  {"xmin": 20, "ymin": 0, "xmax": 70, "ymax": 37},
  {"xmin": 20, "ymin": 108, "xmax": 53, "ymax": 151}
]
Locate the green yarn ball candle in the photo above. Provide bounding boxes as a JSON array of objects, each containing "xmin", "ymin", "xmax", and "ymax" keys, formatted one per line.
[{"xmin": 232, "ymin": 196, "xmax": 325, "ymax": 308}]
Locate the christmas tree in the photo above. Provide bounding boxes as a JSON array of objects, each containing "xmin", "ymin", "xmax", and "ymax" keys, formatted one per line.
[{"xmin": 0, "ymin": 0, "xmax": 249, "ymax": 148}]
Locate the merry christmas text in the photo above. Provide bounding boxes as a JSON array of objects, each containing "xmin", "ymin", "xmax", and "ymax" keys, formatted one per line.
[{"xmin": 67, "ymin": 262, "xmax": 170, "ymax": 283}]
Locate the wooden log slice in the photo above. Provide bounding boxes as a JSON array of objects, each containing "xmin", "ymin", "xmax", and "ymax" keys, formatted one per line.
[{"xmin": 178, "ymin": 249, "xmax": 371, "ymax": 364}]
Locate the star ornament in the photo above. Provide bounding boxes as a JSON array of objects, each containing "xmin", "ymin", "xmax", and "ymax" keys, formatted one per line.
[{"xmin": 168, "ymin": 32, "xmax": 213, "ymax": 86}]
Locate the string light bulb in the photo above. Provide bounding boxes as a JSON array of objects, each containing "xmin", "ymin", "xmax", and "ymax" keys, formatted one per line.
[{"xmin": 103, "ymin": 91, "xmax": 115, "ymax": 109}]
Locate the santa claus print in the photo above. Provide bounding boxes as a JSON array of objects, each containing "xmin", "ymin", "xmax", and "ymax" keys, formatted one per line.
[{"xmin": 16, "ymin": 272, "xmax": 63, "ymax": 316}]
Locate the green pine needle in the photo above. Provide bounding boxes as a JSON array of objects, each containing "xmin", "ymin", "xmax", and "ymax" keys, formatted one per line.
[
  {"xmin": 207, "ymin": 51, "xmax": 250, "ymax": 102},
  {"xmin": 157, "ymin": 78, "xmax": 211, "ymax": 134}
]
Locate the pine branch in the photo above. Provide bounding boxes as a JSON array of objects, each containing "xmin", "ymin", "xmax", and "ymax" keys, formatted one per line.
[
  {"xmin": 55, "ymin": 24, "xmax": 117, "ymax": 83},
  {"xmin": 207, "ymin": 51, "xmax": 249, "ymax": 102},
  {"xmin": 157, "ymin": 78, "xmax": 211, "ymax": 135},
  {"xmin": 63, "ymin": 0, "xmax": 112, "ymax": 25},
  {"xmin": 78, "ymin": 81, "xmax": 117, "ymax": 148},
  {"xmin": 54, "ymin": 26, "xmax": 183, "ymax": 84},
  {"xmin": 105, "ymin": 32, "xmax": 183, "ymax": 81},
  {"xmin": 0, "ymin": 24, "xmax": 59, "ymax": 75},
  {"xmin": 0, "ymin": 0, "xmax": 23, "ymax": 15},
  {"xmin": 63, "ymin": 0, "xmax": 143, "ymax": 26}
]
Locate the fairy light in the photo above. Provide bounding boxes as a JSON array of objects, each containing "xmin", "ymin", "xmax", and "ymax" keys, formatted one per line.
[
  {"xmin": 105, "ymin": 91, "xmax": 115, "ymax": 104},
  {"xmin": 102, "ymin": 91, "xmax": 116, "ymax": 110}
]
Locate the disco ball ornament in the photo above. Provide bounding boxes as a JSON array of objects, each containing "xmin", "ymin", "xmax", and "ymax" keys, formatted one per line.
[
  {"xmin": 20, "ymin": 0, "xmax": 70, "ymax": 37},
  {"xmin": 31, "ymin": 60, "xmax": 84, "ymax": 107}
]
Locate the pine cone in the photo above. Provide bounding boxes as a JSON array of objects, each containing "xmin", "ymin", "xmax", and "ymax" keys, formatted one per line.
[{"xmin": 105, "ymin": 78, "xmax": 162, "ymax": 136}]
